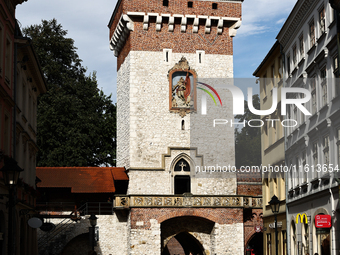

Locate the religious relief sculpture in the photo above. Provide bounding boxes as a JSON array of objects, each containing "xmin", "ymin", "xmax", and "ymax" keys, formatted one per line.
[{"xmin": 168, "ymin": 57, "xmax": 197, "ymax": 117}]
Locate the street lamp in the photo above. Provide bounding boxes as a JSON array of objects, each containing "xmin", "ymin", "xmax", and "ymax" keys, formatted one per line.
[
  {"xmin": 269, "ymin": 195, "xmax": 281, "ymax": 255},
  {"xmin": 89, "ymin": 214, "xmax": 98, "ymax": 252},
  {"xmin": 0, "ymin": 156, "xmax": 23, "ymax": 255}
]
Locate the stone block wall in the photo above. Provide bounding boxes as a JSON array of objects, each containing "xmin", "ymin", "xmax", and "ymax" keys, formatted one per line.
[
  {"xmin": 117, "ymin": 50, "xmax": 236, "ymax": 195},
  {"xmin": 116, "ymin": 53, "xmax": 131, "ymax": 168}
]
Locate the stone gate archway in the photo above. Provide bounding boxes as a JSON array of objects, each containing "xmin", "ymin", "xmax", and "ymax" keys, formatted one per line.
[{"xmin": 161, "ymin": 216, "xmax": 214, "ymax": 255}]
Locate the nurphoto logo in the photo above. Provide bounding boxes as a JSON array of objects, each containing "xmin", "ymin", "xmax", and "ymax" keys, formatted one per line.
[{"xmin": 199, "ymin": 81, "xmax": 312, "ymax": 128}]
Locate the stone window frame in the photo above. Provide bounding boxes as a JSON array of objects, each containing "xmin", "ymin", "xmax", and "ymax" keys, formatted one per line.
[
  {"xmin": 163, "ymin": 48, "xmax": 172, "ymax": 64},
  {"xmin": 293, "ymin": 44, "xmax": 297, "ymax": 65},
  {"xmin": 302, "ymin": 151, "xmax": 307, "ymax": 183},
  {"xmin": 332, "ymin": 54, "xmax": 340, "ymax": 96},
  {"xmin": 318, "ymin": 5, "xmax": 326, "ymax": 36},
  {"xmin": 170, "ymin": 153, "xmax": 196, "ymax": 194},
  {"xmin": 323, "ymin": 134, "xmax": 329, "ymax": 166},
  {"xmin": 196, "ymin": 50, "xmax": 205, "ymax": 65},
  {"xmin": 310, "ymin": 75, "xmax": 317, "ymax": 115},
  {"xmin": 312, "ymin": 141, "xmax": 318, "ymax": 179},
  {"xmin": 299, "ymin": 33, "xmax": 304, "ymax": 58},
  {"xmin": 320, "ymin": 66, "xmax": 327, "ymax": 107},
  {"xmin": 309, "ymin": 19, "xmax": 316, "ymax": 49}
]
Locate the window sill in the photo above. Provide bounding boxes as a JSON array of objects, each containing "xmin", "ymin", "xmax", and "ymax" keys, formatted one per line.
[
  {"xmin": 292, "ymin": 66, "xmax": 298, "ymax": 75},
  {"xmin": 329, "ymin": 20, "xmax": 336, "ymax": 30},
  {"xmin": 319, "ymin": 103, "xmax": 328, "ymax": 114},
  {"xmin": 332, "ymin": 93, "xmax": 340, "ymax": 102},
  {"xmin": 317, "ymin": 32, "xmax": 327, "ymax": 44},
  {"xmin": 307, "ymin": 44, "xmax": 316, "ymax": 55},
  {"xmin": 298, "ymin": 57, "xmax": 305, "ymax": 67},
  {"xmin": 311, "ymin": 178, "xmax": 320, "ymax": 189}
]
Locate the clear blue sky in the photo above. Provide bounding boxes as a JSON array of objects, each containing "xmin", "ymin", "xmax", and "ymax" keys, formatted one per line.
[{"xmin": 16, "ymin": 0, "xmax": 297, "ymax": 102}]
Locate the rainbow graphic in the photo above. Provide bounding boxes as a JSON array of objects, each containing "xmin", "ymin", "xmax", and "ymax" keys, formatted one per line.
[{"xmin": 197, "ymin": 82, "xmax": 223, "ymax": 106}]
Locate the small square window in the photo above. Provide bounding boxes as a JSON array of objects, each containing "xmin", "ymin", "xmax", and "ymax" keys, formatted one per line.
[
  {"xmin": 188, "ymin": 1, "xmax": 193, "ymax": 8},
  {"xmin": 163, "ymin": 0, "xmax": 169, "ymax": 7},
  {"xmin": 212, "ymin": 3, "xmax": 218, "ymax": 9}
]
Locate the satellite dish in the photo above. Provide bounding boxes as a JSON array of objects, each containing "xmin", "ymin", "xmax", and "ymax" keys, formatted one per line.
[{"xmin": 28, "ymin": 218, "xmax": 43, "ymax": 229}]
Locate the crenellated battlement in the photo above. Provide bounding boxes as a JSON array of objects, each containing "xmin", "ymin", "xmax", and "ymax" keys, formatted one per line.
[
  {"xmin": 108, "ymin": 0, "xmax": 243, "ymax": 66},
  {"xmin": 109, "ymin": 12, "xmax": 241, "ymax": 58}
]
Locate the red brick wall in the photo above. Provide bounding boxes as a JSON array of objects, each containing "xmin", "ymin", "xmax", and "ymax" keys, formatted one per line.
[
  {"xmin": 109, "ymin": 0, "xmax": 242, "ymax": 70},
  {"xmin": 237, "ymin": 184, "xmax": 262, "ymax": 196},
  {"xmin": 130, "ymin": 207, "xmax": 243, "ymax": 229},
  {"xmin": 109, "ymin": 0, "xmax": 242, "ymax": 38},
  {"xmin": 237, "ymin": 172, "xmax": 262, "ymax": 196},
  {"xmin": 116, "ymin": 20, "xmax": 232, "ymax": 69}
]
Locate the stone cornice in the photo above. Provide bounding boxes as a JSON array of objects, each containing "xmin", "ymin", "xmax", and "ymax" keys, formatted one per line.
[
  {"xmin": 109, "ymin": 12, "xmax": 241, "ymax": 57},
  {"xmin": 114, "ymin": 195, "xmax": 262, "ymax": 209},
  {"xmin": 277, "ymin": 0, "xmax": 318, "ymax": 49}
]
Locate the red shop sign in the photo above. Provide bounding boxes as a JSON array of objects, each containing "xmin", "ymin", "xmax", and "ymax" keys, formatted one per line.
[{"xmin": 315, "ymin": 215, "xmax": 331, "ymax": 228}]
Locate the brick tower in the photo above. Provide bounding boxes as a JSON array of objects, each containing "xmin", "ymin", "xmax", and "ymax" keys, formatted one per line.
[{"xmin": 108, "ymin": 1, "xmax": 262, "ymax": 254}]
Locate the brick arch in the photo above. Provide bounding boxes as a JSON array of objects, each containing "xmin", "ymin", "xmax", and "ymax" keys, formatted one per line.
[{"xmin": 158, "ymin": 209, "xmax": 218, "ymax": 224}]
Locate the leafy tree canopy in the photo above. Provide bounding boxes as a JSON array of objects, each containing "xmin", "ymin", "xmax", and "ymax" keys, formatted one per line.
[
  {"xmin": 234, "ymin": 94, "xmax": 261, "ymax": 169},
  {"xmin": 23, "ymin": 19, "xmax": 116, "ymax": 167}
]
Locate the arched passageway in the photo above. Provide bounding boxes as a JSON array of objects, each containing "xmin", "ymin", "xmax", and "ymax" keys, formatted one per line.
[
  {"xmin": 246, "ymin": 232, "xmax": 263, "ymax": 255},
  {"xmin": 161, "ymin": 216, "xmax": 214, "ymax": 255},
  {"xmin": 163, "ymin": 232, "xmax": 205, "ymax": 255}
]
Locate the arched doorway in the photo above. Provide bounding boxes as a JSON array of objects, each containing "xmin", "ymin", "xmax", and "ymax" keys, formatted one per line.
[
  {"xmin": 246, "ymin": 232, "xmax": 263, "ymax": 255},
  {"xmin": 161, "ymin": 216, "xmax": 214, "ymax": 255},
  {"xmin": 163, "ymin": 232, "xmax": 205, "ymax": 255}
]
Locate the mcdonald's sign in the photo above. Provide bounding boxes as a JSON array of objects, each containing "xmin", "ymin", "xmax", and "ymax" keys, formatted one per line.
[{"xmin": 296, "ymin": 213, "xmax": 308, "ymax": 224}]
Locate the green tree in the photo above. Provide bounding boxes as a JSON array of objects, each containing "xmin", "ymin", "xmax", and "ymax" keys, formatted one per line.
[
  {"xmin": 234, "ymin": 94, "xmax": 261, "ymax": 169},
  {"xmin": 23, "ymin": 19, "xmax": 116, "ymax": 166}
]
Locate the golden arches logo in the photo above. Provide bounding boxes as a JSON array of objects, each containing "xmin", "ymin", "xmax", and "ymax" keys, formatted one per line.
[{"xmin": 295, "ymin": 213, "xmax": 308, "ymax": 224}]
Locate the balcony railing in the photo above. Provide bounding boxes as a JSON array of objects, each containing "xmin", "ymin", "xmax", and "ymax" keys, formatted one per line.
[
  {"xmin": 36, "ymin": 202, "xmax": 114, "ymax": 215},
  {"xmin": 114, "ymin": 195, "xmax": 262, "ymax": 209}
]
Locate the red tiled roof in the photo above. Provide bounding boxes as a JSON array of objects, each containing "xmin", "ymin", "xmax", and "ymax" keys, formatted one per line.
[{"xmin": 36, "ymin": 167, "xmax": 128, "ymax": 193}]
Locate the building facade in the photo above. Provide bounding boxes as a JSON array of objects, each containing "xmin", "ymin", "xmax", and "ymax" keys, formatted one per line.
[
  {"xmin": 276, "ymin": 0, "xmax": 340, "ymax": 254},
  {"xmin": 108, "ymin": 0, "xmax": 262, "ymax": 254},
  {"xmin": 253, "ymin": 41, "xmax": 287, "ymax": 255},
  {"xmin": 0, "ymin": 0, "xmax": 47, "ymax": 253}
]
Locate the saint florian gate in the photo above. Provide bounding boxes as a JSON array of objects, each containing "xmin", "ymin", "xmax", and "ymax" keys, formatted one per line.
[{"xmin": 108, "ymin": 1, "xmax": 263, "ymax": 254}]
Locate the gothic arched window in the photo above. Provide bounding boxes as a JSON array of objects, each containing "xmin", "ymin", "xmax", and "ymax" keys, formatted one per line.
[{"xmin": 174, "ymin": 159, "xmax": 190, "ymax": 194}]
